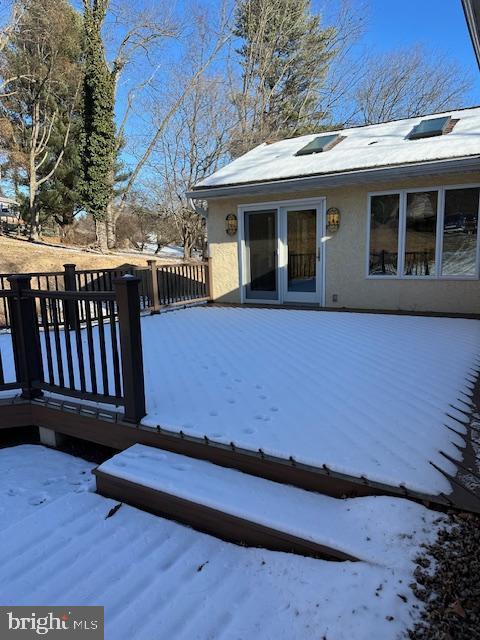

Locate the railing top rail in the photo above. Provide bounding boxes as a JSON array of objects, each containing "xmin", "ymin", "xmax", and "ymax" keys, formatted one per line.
[
  {"xmin": 24, "ymin": 289, "xmax": 117, "ymax": 302},
  {"xmin": 156, "ymin": 261, "xmax": 208, "ymax": 269},
  {"xmin": 74, "ymin": 266, "xmax": 136, "ymax": 275},
  {"xmin": 0, "ymin": 270, "xmax": 64, "ymax": 279}
]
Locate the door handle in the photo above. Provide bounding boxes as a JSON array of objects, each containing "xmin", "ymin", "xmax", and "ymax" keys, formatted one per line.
[{"xmin": 317, "ymin": 247, "xmax": 321, "ymax": 261}]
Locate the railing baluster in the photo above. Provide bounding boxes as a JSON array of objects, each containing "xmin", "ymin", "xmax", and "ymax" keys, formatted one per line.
[
  {"xmin": 84, "ymin": 301, "xmax": 97, "ymax": 394},
  {"xmin": 63, "ymin": 299, "xmax": 75, "ymax": 390},
  {"xmin": 0, "ymin": 347, "xmax": 4, "ymax": 385},
  {"xmin": 73, "ymin": 299, "xmax": 86, "ymax": 393},
  {"xmin": 50, "ymin": 297, "xmax": 64, "ymax": 388},
  {"xmin": 109, "ymin": 299, "xmax": 122, "ymax": 398},
  {"xmin": 39, "ymin": 297, "xmax": 54, "ymax": 384},
  {"xmin": 97, "ymin": 300, "xmax": 109, "ymax": 396}
]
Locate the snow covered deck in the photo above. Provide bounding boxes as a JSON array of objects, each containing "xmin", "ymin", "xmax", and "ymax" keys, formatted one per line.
[
  {"xmin": 0, "ymin": 306, "xmax": 479, "ymax": 505},
  {"xmin": 0, "ymin": 445, "xmax": 445, "ymax": 640},
  {"xmin": 138, "ymin": 307, "xmax": 479, "ymax": 498}
]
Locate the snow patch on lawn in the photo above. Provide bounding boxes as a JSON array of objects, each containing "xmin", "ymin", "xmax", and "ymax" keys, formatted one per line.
[{"xmin": 0, "ymin": 444, "xmax": 94, "ymax": 531}]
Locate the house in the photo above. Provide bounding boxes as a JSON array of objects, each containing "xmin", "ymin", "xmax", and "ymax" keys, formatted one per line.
[
  {"xmin": 0, "ymin": 196, "xmax": 21, "ymax": 231},
  {"xmin": 187, "ymin": 107, "xmax": 480, "ymax": 315}
]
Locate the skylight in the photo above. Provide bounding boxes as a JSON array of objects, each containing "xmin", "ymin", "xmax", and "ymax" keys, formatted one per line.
[
  {"xmin": 296, "ymin": 134, "xmax": 340, "ymax": 156},
  {"xmin": 408, "ymin": 116, "xmax": 451, "ymax": 140}
]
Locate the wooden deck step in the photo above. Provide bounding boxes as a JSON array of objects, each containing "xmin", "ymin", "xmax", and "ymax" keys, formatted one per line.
[{"xmin": 95, "ymin": 445, "xmax": 369, "ymax": 562}]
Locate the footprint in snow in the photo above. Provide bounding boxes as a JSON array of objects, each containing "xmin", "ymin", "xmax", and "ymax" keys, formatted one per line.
[
  {"xmin": 243, "ymin": 428, "xmax": 255, "ymax": 434},
  {"xmin": 28, "ymin": 494, "xmax": 48, "ymax": 506},
  {"xmin": 258, "ymin": 395, "xmax": 267, "ymax": 400},
  {"xmin": 172, "ymin": 464, "xmax": 190, "ymax": 471},
  {"xmin": 227, "ymin": 399, "xmax": 236, "ymax": 404},
  {"xmin": 209, "ymin": 410, "xmax": 218, "ymax": 417},
  {"xmin": 270, "ymin": 407, "xmax": 279, "ymax": 412},
  {"xmin": 6, "ymin": 487, "xmax": 24, "ymax": 497},
  {"xmin": 112, "ymin": 460, "xmax": 127, "ymax": 468}
]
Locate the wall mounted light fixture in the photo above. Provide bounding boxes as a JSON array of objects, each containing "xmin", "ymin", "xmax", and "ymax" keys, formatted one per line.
[
  {"xmin": 326, "ymin": 207, "xmax": 340, "ymax": 233},
  {"xmin": 226, "ymin": 213, "xmax": 238, "ymax": 236}
]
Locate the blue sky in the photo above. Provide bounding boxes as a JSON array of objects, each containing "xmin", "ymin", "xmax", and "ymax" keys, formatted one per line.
[{"xmin": 363, "ymin": 0, "xmax": 479, "ymax": 98}]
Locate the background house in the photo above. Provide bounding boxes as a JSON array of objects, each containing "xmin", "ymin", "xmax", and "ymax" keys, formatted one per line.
[{"xmin": 189, "ymin": 107, "xmax": 480, "ymax": 315}]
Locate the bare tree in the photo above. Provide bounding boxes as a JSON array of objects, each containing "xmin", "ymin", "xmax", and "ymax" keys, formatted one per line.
[
  {"xmin": 353, "ymin": 46, "xmax": 472, "ymax": 125},
  {"xmin": 108, "ymin": 3, "xmax": 232, "ymax": 253}
]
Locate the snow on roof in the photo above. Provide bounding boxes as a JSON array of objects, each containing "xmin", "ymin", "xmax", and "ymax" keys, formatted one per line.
[{"xmin": 196, "ymin": 107, "xmax": 480, "ymax": 189}]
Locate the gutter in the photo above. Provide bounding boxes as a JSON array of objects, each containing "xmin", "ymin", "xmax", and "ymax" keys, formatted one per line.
[
  {"xmin": 186, "ymin": 156, "xmax": 480, "ymax": 200},
  {"xmin": 462, "ymin": 0, "xmax": 480, "ymax": 69}
]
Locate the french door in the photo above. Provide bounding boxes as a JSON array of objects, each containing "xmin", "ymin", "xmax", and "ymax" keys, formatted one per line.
[{"xmin": 243, "ymin": 200, "xmax": 324, "ymax": 304}]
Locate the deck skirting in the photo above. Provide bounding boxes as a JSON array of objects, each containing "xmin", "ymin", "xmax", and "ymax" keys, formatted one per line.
[{"xmin": 1, "ymin": 395, "xmax": 479, "ymax": 514}]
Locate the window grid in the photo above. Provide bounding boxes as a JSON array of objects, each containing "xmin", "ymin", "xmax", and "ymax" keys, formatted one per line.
[{"xmin": 367, "ymin": 185, "xmax": 480, "ymax": 280}]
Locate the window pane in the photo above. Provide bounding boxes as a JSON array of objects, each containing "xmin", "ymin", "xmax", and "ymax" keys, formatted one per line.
[
  {"xmin": 404, "ymin": 191, "xmax": 437, "ymax": 276},
  {"xmin": 442, "ymin": 188, "xmax": 479, "ymax": 276},
  {"xmin": 287, "ymin": 209, "xmax": 316, "ymax": 292},
  {"xmin": 369, "ymin": 194, "xmax": 399, "ymax": 275},
  {"xmin": 245, "ymin": 210, "xmax": 277, "ymax": 299}
]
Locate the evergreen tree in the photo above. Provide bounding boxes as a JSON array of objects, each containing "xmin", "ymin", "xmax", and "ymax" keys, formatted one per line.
[
  {"xmin": 36, "ymin": 117, "xmax": 83, "ymax": 241},
  {"xmin": 232, "ymin": 0, "xmax": 335, "ymax": 155},
  {"xmin": 81, "ymin": 0, "xmax": 116, "ymax": 252},
  {"xmin": 0, "ymin": 0, "xmax": 83, "ymax": 238}
]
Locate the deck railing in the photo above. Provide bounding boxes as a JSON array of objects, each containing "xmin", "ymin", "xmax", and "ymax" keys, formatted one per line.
[
  {"xmin": 0, "ymin": 259, "xmax": 211, "ymax": 328},
  {"xmin": 1, "ymin": 274, "xmax": 146, "ymax": 423}
]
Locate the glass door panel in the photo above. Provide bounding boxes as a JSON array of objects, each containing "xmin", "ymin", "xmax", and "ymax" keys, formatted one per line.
[
  {"xmin": 245, "ymin": 210, "xmax": 278, "ymax": 300},
  {"xmin": 287, "ymin": 209, "xmax": 317, "ymax": 293}
]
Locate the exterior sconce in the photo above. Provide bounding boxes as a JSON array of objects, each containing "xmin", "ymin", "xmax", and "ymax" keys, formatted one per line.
[
  {"xmin": 326, "ymin": 207, "xmax": 340, "ymax": 233},
  {"xmin": 226, "ymin": 213, "xmax": 238, "ymax": 236}
]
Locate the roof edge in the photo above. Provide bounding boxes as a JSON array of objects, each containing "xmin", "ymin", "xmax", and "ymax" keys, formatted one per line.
[
  {"xmin": 187, "ymin": 156, "xmax": 480, "ymax": 200},
  {"xmin": 462, "ymin": 0, "xmax": 480, "ymax": 69}
]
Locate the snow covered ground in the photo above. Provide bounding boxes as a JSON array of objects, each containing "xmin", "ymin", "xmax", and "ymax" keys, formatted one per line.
[
  {"xmin": 139, "ymin": 307, "xmax": 479, "ymax": 496},
  {"xmin": 0, "ymin": 445, "xmax": 444, "ymax": 640},
  {"xmin": 0, "ymin": 307, "xmax": 478, "ymax": 497}
]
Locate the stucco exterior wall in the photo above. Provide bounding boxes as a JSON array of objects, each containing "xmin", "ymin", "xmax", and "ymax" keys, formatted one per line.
[{"xmin": 207, "ymin": 171, "xmax": 480, "ymax": 314}]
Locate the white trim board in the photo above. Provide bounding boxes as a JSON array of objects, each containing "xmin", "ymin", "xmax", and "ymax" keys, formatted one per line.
[{"xmin": 238, "ymin": 197, "xmax": 327, "ymax": 306}]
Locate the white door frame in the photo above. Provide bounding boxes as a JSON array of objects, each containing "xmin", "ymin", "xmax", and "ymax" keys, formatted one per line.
[{"xmin": 238, "ymin": 197, "xmax": 326, "ymax": 305}]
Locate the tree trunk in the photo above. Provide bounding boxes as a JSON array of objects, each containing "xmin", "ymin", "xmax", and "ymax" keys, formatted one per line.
[
  {"xmin": 95, "ymin": 218, "xmax": 109, "ymax": 252},
  {"xmin": 106, "ymin": 200, "xmax": 116, "ymax": 249},
  {"xmin": 28, "ymin": 154, "xmax": 40, "ymax": 241},
  {"xmin": 183, "ymin": 240, "xmax": 193, "ymax": 260}
]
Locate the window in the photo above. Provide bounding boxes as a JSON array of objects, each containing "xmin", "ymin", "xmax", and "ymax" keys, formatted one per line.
[
  {"xmin": 404, "ymin": 191, "xmax": 437, "ymax": 276},
  {"xmin": 408, "ymin": 116, "xmax": 451, "ymax": 140},
  {"xmin": 369, "ymin": 194, "xmax": 400, "ymax": 275},
  {"xmin": 368, "ymin": 186, "xmax": 480, "ymax": 279},
  {"xmin": 442, "ymin": 188, "xmax": 479, "ymax": 276},
  {"xmin": 296, "ymin": 134, "xmax": 341, "ymax": 156}
]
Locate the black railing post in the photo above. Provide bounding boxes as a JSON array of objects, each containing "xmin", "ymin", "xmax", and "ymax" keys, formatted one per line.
[
  {"xmin": 147, "ymin": 259, "xmax": 160, "ymax": 313},
  {"xmin": 7, "ymin": 275, "xmax": 43, "ymax": 399},
  {"xmin": 63, "ymin": 263, "xmax": 78, "ymax": 330},
  {"xmin": 206, "ymin": 257, "xmax": 213, "ymax": 300},
  {"xmin": 114, "ymin": 275, "xmax": 146, "ymax": 423}
]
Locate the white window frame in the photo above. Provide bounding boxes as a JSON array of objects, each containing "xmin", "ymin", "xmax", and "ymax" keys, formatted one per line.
[{"xmin": 366, "ymin": 183, "xmax": 480, "ymax": 280}]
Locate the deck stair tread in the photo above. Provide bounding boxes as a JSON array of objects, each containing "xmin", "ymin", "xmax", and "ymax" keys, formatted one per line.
[{"xmin": 95, "ymin": 444, "xmax": 436, "ymax": 564}]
